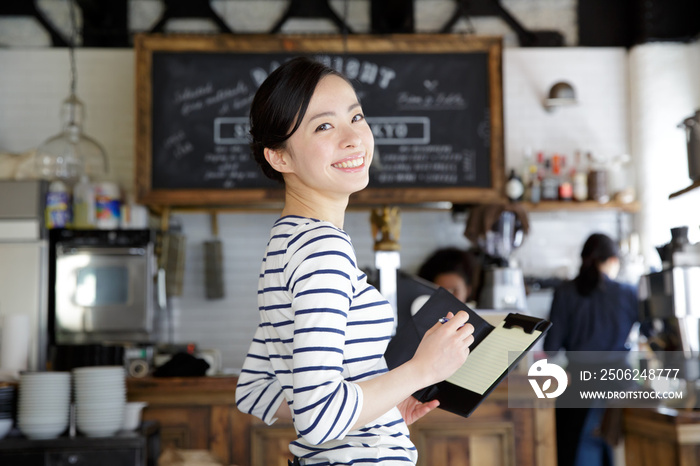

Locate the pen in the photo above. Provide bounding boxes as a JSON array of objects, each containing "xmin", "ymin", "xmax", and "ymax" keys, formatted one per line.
[{"xmin": 439, "ymin": 317, "xmax": 466, "ymax": 328}]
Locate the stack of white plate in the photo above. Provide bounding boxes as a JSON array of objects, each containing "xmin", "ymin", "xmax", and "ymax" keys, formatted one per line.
[
  {"xmin": 18, "ymin": 372, "xmax": 71, "ymax": 439},
  {"xmin": 73, "ymin": 366, "xmax": 126, "ymax": 437}
]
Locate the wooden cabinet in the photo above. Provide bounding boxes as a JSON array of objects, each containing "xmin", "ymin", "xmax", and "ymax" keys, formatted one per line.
[
  {"xmin": 127, "ymin": 376, "xmax": 556, "ymax": 466},
  {"xmin": 127, "ymin": 377, "xmax": 243, "ymax": 465},
  {"xmin": 248, "ymin": 381, "xmax": 555, "ymax": 466},
  {"xmin": 624, "ymin": 407, "xmax": 700, "ymax": 466}
]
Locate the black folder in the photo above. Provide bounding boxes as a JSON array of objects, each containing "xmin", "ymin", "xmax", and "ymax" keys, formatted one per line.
[{"xmin": 384, "ymin": 287, "xmax": 551, "ymax": 418}]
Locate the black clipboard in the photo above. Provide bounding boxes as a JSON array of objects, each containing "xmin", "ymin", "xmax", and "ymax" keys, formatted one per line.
[{"xmin": 384, "ymin": 287, "xmax": 552, "ymax": 418}]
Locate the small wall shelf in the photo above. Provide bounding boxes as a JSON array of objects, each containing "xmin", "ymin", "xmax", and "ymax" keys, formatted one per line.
[{"xmin": 521, "ymin": 200, "xmax": 641, "ymax": 213}]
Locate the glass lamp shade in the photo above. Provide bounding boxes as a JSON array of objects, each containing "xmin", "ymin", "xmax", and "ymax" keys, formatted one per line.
[{"xmin": 35, "ymin": 94, "xmax": 108, "ymax": 183}]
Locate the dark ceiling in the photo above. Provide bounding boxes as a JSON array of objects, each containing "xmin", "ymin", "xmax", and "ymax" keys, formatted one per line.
[{"xmin": 0, "ymin": 0, "xmax": 698, "ymax": 48}]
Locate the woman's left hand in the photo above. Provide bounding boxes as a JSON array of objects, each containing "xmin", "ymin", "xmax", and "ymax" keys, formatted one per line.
[{"xmin": 397, "ymin": 396, "xmax": 440, "ymax": 425}]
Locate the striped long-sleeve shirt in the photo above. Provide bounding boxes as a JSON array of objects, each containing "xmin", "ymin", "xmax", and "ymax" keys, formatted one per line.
[{"xmin": 235, "ymin": 216, "xmax": 417, "ymax": 465}]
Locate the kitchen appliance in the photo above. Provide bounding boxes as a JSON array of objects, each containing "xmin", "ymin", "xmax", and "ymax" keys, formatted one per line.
[
  {"xmin": 479, "ymin": 266, "xmax": 527, "ymax": 311},
  {"xmin": 639, "ymin": 227, "xmax": 700, "ymax": 397},
  {"xmin": 0, "ymin": 180, "xmax": 50, "ymax": 372},
  {"xmin": 48, "ymin": 228, "xmax": 160, "ymax": 346},
  {"xmin": 473, "ymin": 210, "xmax": 528, "ymax": 311},
  {"xmin": 678, "ymin": 110, "xmax": 700, "ymax": 183},
  {"xmin": 671, "ymin": 110, "xmax": 700, "ymax": 199}
]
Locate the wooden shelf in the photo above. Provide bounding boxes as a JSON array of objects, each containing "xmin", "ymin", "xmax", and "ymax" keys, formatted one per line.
[{"xmin": 521, "ymin": 200, "xmax": 640, "ymax": 213}]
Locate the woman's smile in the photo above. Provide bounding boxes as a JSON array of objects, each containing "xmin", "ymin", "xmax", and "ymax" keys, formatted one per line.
[{"xmin": 331, "ymin": 155, "xmax": 365, "ymax": 170}]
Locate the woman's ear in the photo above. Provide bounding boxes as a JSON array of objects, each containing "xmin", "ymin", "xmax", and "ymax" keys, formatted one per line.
[{"xmin": 264, "ymin": 147, "xmax": 293, "ymax": 174}]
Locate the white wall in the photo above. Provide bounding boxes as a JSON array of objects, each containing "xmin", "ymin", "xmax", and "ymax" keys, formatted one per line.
[
  {"xmin": 1, "ymin": 8, "xmax": 697, "ymax": 369},
  {"xmin": 629, "ymin": 42, "xmax": 700, "ymax": 268},
  {"xmin": 0, "ymin": 43, "xmax": 662, "ymax": 370},
  {"xmin": 503, "ymin": 48, "xmax": 630, "ymax": 172},
  {"xmin": 0, "ymin": 50, "xmax": 136, "ymax": 194}
]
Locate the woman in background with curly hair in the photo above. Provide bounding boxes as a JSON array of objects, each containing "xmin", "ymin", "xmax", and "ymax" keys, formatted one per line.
[{"xmin": 417, "ymin": 247, "xmax": 475, "ymax": 304}]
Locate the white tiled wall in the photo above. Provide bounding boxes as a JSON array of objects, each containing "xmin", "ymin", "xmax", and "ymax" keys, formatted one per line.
[
  {"xmin": 169, "ymin": 209, "xmax": 472, "ymax": 371},
  {"xmin": 503, "ymin": 48, "xmax": 630, "ymax": 171},
  {"xmin": 1, "ymin": 37, "xmax": 698, "ymax": 369},
  {"xmin": 0, "ymin": 50, "xmax": 136, "ymax": 194},
  {"xmin": 0, "ymin": 46, "xmax": 634, "ymax": 370}
]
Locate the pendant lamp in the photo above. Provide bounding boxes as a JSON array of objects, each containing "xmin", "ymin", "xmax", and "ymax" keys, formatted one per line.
[{"xmin": 34, "ymin": 0, "xmax": 108, "ymax": 183}]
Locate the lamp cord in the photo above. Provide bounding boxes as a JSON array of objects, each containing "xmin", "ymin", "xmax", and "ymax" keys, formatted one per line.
[
  {"xmin": 342, "ymin": 0, "xmax": 349, "ymax": 52},
  {"xmin": 68, "ymin": 0, "xmax": 78, "ymax": 97}
]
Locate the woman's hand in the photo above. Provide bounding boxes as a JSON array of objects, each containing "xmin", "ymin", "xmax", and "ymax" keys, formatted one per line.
[
  {"xmin": 397, "ymin": 396, "xmax": 439, "ymax": 426},
  {"xmin": 410, "ymin": 310, "xmax": 475, "ymax": 387},
  {"xmin": 353, "ymin": 311, "xmax": 473, "ymax": 431}
]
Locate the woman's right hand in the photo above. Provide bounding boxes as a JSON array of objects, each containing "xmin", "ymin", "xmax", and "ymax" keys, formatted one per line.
[{"xmin": 410, "ymin": 311, "xmax": 474, "ymax": 387}]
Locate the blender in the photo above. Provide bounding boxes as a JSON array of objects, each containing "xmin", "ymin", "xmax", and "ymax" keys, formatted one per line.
[{"xmin": 476, "ymin": 210, "xmax": 528, "ymax": 310}]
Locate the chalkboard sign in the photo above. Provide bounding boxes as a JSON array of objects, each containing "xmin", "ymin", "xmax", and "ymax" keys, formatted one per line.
[{"xmin": 135, "ymin": 34, "xmax": 504, "ymax": 206}]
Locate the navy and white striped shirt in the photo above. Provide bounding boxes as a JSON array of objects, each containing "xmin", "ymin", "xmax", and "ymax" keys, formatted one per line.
[{"xmin": 236, "ymin": 216, "xmax": 417, "ymax": 465}]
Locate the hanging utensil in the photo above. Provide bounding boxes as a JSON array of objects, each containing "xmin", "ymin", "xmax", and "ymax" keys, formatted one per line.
[{"xmin": 204, "ymin": 211, "xmax": 225, "ymax": 300}]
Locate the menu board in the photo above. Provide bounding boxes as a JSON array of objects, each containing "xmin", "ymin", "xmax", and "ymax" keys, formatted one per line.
[{"xmin": 135, "ymin": 34, "xmax": 505, "ymax": 206}]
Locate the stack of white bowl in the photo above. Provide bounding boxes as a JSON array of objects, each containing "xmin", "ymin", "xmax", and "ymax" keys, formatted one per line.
[
  {"xmin": 17, "ymin": 372, "xmax": 71, "ymax": 439},
  {"xmin": 73, "ymin": 366, "xmax": 126, "ymax": 437}
]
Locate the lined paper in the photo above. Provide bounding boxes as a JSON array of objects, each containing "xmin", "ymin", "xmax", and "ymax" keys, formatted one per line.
[{"xmin": 446, "ymin": 322, "xmax": 542, "ymax": 395}]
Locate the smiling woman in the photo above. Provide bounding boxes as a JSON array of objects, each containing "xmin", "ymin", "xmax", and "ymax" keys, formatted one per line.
[
  {"xmin": 234, "ymin": 56, "xmax": 476, "ymax": 466},
  {"xmin": 266, "ymin": 74, "xmax": 373, "ymax": 214}
]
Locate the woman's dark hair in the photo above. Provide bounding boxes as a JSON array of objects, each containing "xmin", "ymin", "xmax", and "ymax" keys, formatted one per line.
[
  {"xmin": 248, "ymin": 56, "xmax": 350, "ymax": 183},
  {"xmin": 575, "ymin": 233, "xmax": 619, "ymax": 296},
  {"xmin": 417, "ymin": 247, "xmax": 474, "ymax": 286}
]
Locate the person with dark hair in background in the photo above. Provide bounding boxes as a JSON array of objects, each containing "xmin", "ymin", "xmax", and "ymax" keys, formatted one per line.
[
  {"xmin": 417, "ymin": 247, "xmax": 474, "ymax": 303},
  {"xmin": 234, "ymin": 56, "xmax": 475, "ymax": 465},
  {"xmin": 544, "ymin": 233, "xmax": 640, "ymax": 466}
]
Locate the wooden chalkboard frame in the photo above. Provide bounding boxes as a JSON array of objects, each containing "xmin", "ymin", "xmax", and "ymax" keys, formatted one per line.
[{"xmin": 135, "ymin": 34, "xmax": 505, "ymax": 207}]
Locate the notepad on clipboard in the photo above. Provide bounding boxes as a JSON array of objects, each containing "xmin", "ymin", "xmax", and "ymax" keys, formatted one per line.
[{"xmin": 384, "ymin": 287, "xmax": 551, "ymax": 418}]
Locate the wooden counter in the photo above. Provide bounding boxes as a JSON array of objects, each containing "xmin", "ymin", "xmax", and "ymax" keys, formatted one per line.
[
  {"xmin": 127, "ymin": 375, "xmax": 556, "ymax": 466},
  {"xmin": 624, "ymin": 407, "xmax": 700, "ymax": 466}
]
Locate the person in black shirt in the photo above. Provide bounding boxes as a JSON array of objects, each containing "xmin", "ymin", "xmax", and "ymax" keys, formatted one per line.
[{"xmin": 544, "ymin": 233, "xmax": 640, "ymax": 466}]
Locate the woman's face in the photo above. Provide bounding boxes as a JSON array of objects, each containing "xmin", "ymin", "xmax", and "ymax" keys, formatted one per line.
[
  {"xmin": 434, "ymin": 272, "xmax": 470, "ymax": 303},
  {"xmin": 274, "ymin": 75, "xmax": 374, "ymax": 199}
]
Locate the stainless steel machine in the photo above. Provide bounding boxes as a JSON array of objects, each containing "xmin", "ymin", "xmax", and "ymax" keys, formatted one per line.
[
  {"xmin": 48, "ymin": 228, "xmax": 162, "ymax": 375},
  {"xmin": 639, "ymin": 227, "xmax": 700, "ymax": 400},
  {"xmin": 475, "ymin": 210, "xmax": 528, "ymax": 311}
]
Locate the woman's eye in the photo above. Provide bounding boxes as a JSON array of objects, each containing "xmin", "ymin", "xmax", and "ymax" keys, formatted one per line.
[
  {"xmin": 352, "ymin": 113, "xmax": 365, "ymax": 123},
  {"xmin": 315, "ymin": 123, "xmax": 332, "ymax": 132}
]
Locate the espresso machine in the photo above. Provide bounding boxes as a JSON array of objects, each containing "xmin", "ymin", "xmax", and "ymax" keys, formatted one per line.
[
  {"xmin": 639, "ymin": 226, "xmax": 700, "ymax": 403},
  {"xmin": 473, "ymin": 210, "xmax": 528, "ymax": 311}
]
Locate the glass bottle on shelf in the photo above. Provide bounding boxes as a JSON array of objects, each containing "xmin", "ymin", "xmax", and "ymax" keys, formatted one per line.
[
  {"xmin": 506, "ymin": 168, "xmax": 525, "ymax": 202},
  {"xmin": 541, "ymin": 157, "xmax": 558, "ymax": 201},
  {"xmin": 558, "ymin": 154, "xmax": 573, "ymax": 201},
  {"xmin": 587, "ymin": 151, "xmax": 610, "ymax": 203},
  {"xmin": 572, "ymin": 150, "xmax": 588, "ymax": 202},
  {"xmin": 73, "ymin": 175, "xmax": 96, "ymax": 229},
  {"xmin": 528, "ymin": 165, "xmax": 541, "ymax": 204},
  {"xmin": 521, "ymin": 147, "xmax": 533, "ymax": 188}
]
